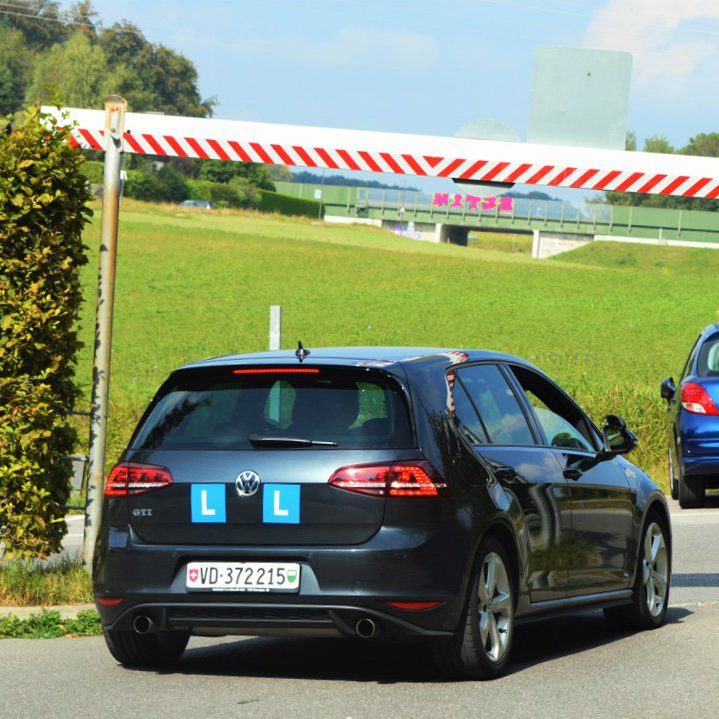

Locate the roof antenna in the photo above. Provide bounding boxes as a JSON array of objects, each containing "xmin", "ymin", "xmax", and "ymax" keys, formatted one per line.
[{"xmin": 295, "ymin": 341, "xmax": 310, "ymax": 363}]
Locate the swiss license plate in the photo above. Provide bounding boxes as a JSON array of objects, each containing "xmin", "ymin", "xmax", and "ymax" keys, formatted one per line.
[{"xmin": 185, "ymin": 562, "xmax": 300, "ymax": 592}]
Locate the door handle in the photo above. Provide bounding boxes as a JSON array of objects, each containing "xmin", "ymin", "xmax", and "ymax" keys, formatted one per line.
[
  {"xmin": 493, "ymin": 468, "xmax": 515, "ymax": 482},
  {"xmin": 563, "ymin": 467, "xmax": 582, "ymax": 480}
]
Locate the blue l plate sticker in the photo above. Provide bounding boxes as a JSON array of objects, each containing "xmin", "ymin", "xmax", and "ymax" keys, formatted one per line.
[
  {"xmin": 263, "ymin": 484, "xmax": 300, "ymax": 524},
  {"xmin": 191, "ymin": 484, "xmax": 226, "ymax": 523}
]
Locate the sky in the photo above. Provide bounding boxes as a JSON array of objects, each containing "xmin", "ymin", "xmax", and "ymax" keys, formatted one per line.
[{"xmin": 59, "ymin": 0, "xmax": 719, "ymax": 195}]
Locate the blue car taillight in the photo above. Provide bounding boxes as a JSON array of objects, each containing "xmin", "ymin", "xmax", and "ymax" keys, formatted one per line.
[{"xmin": 681, "ymin": 382, "xmax": 719, "ymax": 415}]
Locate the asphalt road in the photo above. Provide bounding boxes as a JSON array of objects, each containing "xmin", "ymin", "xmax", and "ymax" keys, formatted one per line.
[
  {"xmin": 2, "ymin": 498, "xmax": 718, "ymax": 719},
  {"xmin": 60, "ymin": 514, "xmax": 84, "ymax": 560}
]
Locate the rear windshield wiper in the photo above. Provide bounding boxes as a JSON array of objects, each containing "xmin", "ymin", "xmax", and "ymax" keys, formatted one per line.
[{"xmin": 248, "ymin": 435, "xmax": 338, "ymax": 448}]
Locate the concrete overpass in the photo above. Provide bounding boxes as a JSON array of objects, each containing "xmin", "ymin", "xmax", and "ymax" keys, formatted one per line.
[{"xmin": 275, "ymin": 182, "xmax": 719, "ymax": 258}]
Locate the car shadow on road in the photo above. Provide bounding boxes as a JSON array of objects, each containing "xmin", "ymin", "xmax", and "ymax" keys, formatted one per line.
[
  {"xmin": 671, "ymin": 494, "xmax": 719, "ymax": 510},
  {"xmin": 673, "ymin": 572, "xmax": 719, "ymax": 587},
  {"xmin": 508, "ymin": 605, "xmax": 691, "ymax": 674},
  {"xmin": 128, "ymin": 606, "xmax": 692, "ymax": 684}
]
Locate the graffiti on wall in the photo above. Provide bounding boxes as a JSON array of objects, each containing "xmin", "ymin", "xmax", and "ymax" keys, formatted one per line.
[{"xmin": 432, "ymin": 193, "xmax": 514, "ymax": 212}]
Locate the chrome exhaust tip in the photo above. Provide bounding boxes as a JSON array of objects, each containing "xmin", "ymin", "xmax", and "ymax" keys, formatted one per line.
[
  {"xmin": 355, "ymin": 617, "xmax": 379, "ymax": 639},
  {"xmin": 132, "ymin": 614, "xmax": 156, "ymax": 635}
]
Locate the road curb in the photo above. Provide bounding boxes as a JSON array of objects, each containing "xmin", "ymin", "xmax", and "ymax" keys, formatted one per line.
[{"xmin": 0, "ymin": 603, "xmax": 96, "ymax": 620}]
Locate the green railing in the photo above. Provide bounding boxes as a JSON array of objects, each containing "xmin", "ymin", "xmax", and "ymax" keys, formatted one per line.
[{"xmin": 275, "ymin": 182, "xmax": 719, "ymax": 244}]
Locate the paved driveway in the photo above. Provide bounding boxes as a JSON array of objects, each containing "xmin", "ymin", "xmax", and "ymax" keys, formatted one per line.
[{"xmin": 1, "ymin": 498, "xmax": 717, "ymax": 719}]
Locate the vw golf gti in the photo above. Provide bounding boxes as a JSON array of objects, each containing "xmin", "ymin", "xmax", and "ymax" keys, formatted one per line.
[{"xmin": 95, "ymin": 347, "xmax": 671, "ymax": 678}]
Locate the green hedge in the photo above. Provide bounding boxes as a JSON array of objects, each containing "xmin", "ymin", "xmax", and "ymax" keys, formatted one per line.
[
  {"xmin": 259, "ymin": 190, "xmax": 322, "ymax": 218},
  {"xmin": 186, "ymin": 178, "xmax": 261, "ymax": 209},
  {"xmin": 124, "ymin": 166, "xmax": 188, "ymax": 203},
  {"xmin": 80, "ymin": 159, "xmax": 105, "ymax": 185},
  {"xmin": 0, "ymin": 107, "xmax": 91, "ymax": 558}
]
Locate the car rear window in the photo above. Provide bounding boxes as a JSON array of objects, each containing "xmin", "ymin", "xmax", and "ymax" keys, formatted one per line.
[
  {"xmin": 697, "ymin": 337, "xmax": 719, "ymax": 377},
  {"xmin": 131, "ymin": 366, "xmax": 414, "ymax": 450}
]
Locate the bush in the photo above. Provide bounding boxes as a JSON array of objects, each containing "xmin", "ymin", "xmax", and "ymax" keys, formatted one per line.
[
  {"xmin": 185, "ymin": 178, "xmax": 215, "ymax": 202},
  {"xmin": 208, "ymin": 182, "xmax": 241, "ymax": 209},
  {"xmin": 186, "ymin": 178, "xmax": 261, "ymax": 209},
  {"xmin": 80, "ymin": 159, "xmax": 105, "ymax": 185},
  {"xmin": 124, "ymin": 169, "xmax": 165, "ymax": 202},
  {"xmin": 157, "ymin": 165, "xmax": 189, "ymax": 203},
  {"xmin": 197, "ymin": 159, "xmax": 275, "ymax": 190},
  {"xmin": 0, "ymin": 107, "xmax": 91, "ymax": 558},
  {"xmin": 124, "ymin": 166, "xmax": 188, "ymax": 203},
  {"xmin": 259, "ymin": 189, "xmax": 322, "ymax": 218},
  {"xmin": 0, "ymin": 609, "xmax": 102, "ymax": 638},
  {"xmin": 229, "ymin": 178, "xmax": 261, "ymax": 208}
]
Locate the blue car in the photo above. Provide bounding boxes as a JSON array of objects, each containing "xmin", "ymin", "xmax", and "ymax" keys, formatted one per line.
[{"xmin": 662, "ymin": 324, "xmax": 719, "ymax": 507}]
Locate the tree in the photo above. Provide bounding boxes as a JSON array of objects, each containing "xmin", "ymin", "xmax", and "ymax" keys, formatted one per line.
[
  {"xmin": 197, "ymin": 159, "xmax": 240, "ymax": 184},
  {"xmin": 603, "ymin": 134, "xmax": 719, "ymax": 211},
  {"xmin": 156, "ymin": 165, "xmax": 189, "ymax": 202},
  {"xmin": 644, "ymin": 135, "xmax": 674, "ymax": 155},
  {"xmin": 0, "ymin": 0, "xmax": 69, "ymax": 49},
  {"xmin": 198, "ymin": 160, "xmax": 275, "ymax": 190},
  {"xmin": 269, "ymin": 165, "xmax": 293, "ymax": 183},
  {"xmin": 98, "ymin": 22, "xmax": 215, "ymax": 117},
  {"xmin": 124, "ymin": 165, "xmax": 189, "ymax": 203},
  {"xmin": 65, "ymin": 0, "xmax": 98, "ymax": 40},
  {"xmin": 0, "ymin": 106, "xmax": 91, "ymax": 557},
  {"xmin": 683, "ymin": 132, "xmax": 719, "ymax": 158},
  {"xmin": 291, "ymin": 170, "xmax": 419, "ymax": 191},
  {"xmin": 24, "ymin": 30, "xmax": 111, "ymax": 108},
  {"xmin": 0, "ymin": 26, "xmax": 35, "ymax": 116},
  {"xmin": 0, "ymin": 64, "xmax": 16, "ymax": 117}
]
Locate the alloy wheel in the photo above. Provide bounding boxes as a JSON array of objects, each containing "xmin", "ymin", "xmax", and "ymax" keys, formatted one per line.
[
  {"xmin": 642, "ymin": 522, "xmax": 669, "ymax": 617},
  {"xmin": 477, "ymin": 551, "xmax": 512, "ymax": 663}
]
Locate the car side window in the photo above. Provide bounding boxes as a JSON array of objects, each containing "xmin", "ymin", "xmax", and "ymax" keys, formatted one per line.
[
  {"xmin": 452, "ymin": 378, "xmax": 490, "ymax": 443},
  {"xmin": 508, "ymin": 365, "xmax": 599, "ymax": 452},
  {"xmin": 455, "ymin": 364, "xmax": 535, "ymax": 445}
]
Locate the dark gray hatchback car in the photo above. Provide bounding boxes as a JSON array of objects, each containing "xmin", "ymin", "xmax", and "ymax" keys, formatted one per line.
[{"xmin": 95, "ymin": 347, "xmax": 671, "ymax": 678}]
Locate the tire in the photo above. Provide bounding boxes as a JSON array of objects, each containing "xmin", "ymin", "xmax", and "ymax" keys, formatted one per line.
[
  {"xmin": 678, "ymin": 471, "xmax": 705, "ymax": 509},
  {"xmin": 668, "ymin": 446, "xmax": 678, "ymax": 501},
  {"xmin": 604, "ymin": 511, "xmax": 670, "ymax": 631},
  {"xmin": 432, "ymin": 537, "xmax": 515, "ymax": 680},
  {"xmin": 103, "ymin": 628, "xmax": 190, "ymax": 668}
]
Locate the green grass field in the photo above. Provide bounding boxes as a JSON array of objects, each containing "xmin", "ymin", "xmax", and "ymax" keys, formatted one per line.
[{"xmin": 71, "ymin": 200, "xmax": 719, "ymax": 490}]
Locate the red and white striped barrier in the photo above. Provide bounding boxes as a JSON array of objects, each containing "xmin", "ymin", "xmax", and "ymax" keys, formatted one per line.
[{"xmin": 44, "ymin": 107, "xmax": 719, "ymax": 199}]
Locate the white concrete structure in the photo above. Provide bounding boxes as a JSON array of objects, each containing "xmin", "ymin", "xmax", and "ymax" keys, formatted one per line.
[{"xmin": 531, "ymin": 230, "xmax": 593, "ymax": 258}]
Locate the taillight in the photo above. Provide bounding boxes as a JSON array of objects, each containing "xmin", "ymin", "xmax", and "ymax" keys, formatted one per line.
[
  {"xmin": 681, "ymin": 382, "xmax": 719, "ymax": 415},
  {"xmin": 105, "ymin": 462, "xmax": 174, "ymax": 497},
  {"xmin": 328, "ymin": 461, "xmax": 449, "ymax": 497}
]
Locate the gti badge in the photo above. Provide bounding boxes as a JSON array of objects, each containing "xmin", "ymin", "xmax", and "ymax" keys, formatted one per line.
[{"xmin": 235, "ymin": 470, "xmax": 261, "ymax": 497}]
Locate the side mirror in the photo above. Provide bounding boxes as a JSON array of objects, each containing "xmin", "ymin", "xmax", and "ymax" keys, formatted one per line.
[
  {"xmin": 660, "ymin": 377, "xmax": 676, "ymax": 411},
  {"xmin": 602, "ymin": 415, "xmax": 637, "ymax": 456}
]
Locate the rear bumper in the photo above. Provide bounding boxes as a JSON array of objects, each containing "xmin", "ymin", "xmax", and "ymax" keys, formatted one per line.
[
  {"xmin": 678, "ymin": 428, "xmax": 719, "ymax": 481},
  {"xmin": 96, "ymin": 599, "xmax": 454, "ymax": 639},
  {"xmin": 680, "ymin": 452, "xmax": 719, "ymax": 481},
  {"xmin": 94, "ymin": 524, "xmax": 471, "ymax": 639}
]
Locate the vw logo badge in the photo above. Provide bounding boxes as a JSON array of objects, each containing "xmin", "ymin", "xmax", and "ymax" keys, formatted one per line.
[{"xmin": 235, "ymin": 470, "xmax": 261, "ymax": 497}]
